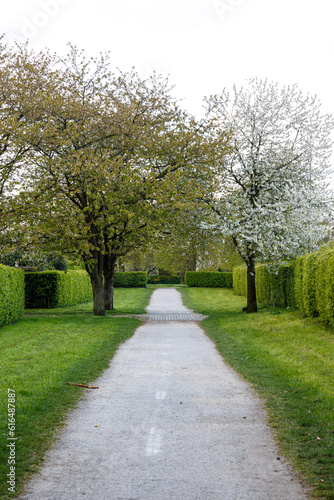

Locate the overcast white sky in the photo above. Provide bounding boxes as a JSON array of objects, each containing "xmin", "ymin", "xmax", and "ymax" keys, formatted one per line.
[{"xmin": 2, "ymin": 0, "xmax": 334, "ymax": 178}]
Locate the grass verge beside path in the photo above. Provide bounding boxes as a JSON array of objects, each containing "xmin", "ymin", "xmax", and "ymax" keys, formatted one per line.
[
  {"xmin": 181, "ymin": 287, "xmax": 334, "ymax": 500},
  {"xmin": 0, "ymin": 287, "xmax": 154, "ymax": 499}
]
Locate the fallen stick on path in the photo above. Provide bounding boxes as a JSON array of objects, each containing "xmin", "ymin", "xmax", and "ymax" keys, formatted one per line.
[{"xmin": 65, "ymin": 382, "xmax": 99, "ymax": 389}]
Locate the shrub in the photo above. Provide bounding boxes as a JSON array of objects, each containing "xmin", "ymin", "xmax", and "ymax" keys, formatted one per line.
[
  {"xmin": 271, "ymin": 267, "xmax": 286, "ymax": 307},
  {"xmin": 233, "ymin": 250, "xmax": 334, "ymax": 324},
  {"xmin": 233, "ymin": 263, "xmax": 294, "ymax": 308},
  {"xmin": 302, "ymin": 252, "xmax": 319, "ymax": 317},
  {"xmin": 285, "ymin": 262, "xmax": 296, "ymax": 308},
  {"xmin": 0, "ymin": 265, "xmax": 25, "ymax": 325},
  {"xmin": 294, "ymin": 256, "xmax": 305, "ymax": 312},
  {"xmin": 57, "ymin": 271, "xmax": 92, "ymax": 306},
  {"xmin": 232, "ymin": 266, "xmax": 247, "ymax": 296},
  {"xmin": 147, "ymin": 275, "xmax": 181, "ymax": 285},
  {"xmin": 257, "ymin": 264, "xmax": 294, "ymax": 308},
  {"xmin": 25, "ymin": 270, "xmax": 92, "ymax": 308},
  {"xmin": 25, "ymin": 272, "xmax": 58, "ymax": 308},
  {"xmin": 315, "ymin": 249, "xmax": 334, "ymax": 327},
  {"xmin": 256, "ymin": 265, "xmax": 271, "ymax": 304},
  {"xmin": 185, "ymin": 271, "xmax": 233, "ymax": 288},
  {"xmin": 113, "ymin": 272, "xmax": 147, "ymax": 288},
  {"xmin": 295, "ymin": 251, "xmax": 326, "ymax": 318}
]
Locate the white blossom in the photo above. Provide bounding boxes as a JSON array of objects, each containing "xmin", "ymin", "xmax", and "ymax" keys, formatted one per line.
[{"xmin": 205, "ymin": 77, "xmax": 334, "ymax": 266}]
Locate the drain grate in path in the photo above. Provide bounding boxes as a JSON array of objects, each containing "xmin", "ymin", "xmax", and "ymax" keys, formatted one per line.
[
  {"xmin": 138, "ymin": 313, "xmax": 207, "ymax": 322},
  {"xmin": 112, "ymin": 313, "xmax": 207, "ymax": 321}
]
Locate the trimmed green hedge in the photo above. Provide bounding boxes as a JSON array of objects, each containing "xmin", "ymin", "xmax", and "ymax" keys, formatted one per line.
[
  {"xmin": 295, "ymin": 253, "xmax": 319, "ymax": 317},
  {"xmin": 256, "ymin": 265, "xmax": 271, "ymax": 304},
  {"xmin": 147, "ymin": 275, "xmax": 181, "ymax": 285},
  {"xmin": 113, "ymin": 272, "xmax": 147, "ymax": 288},
  {"xmin": 185, "ymin": 271, "xmax": 233, "ymax": 288},
  {"xmin": 232, "ymin": 263, "xmax": 295, "ymax": 308},
  {"xmin": 232, "ymin": 266, "xmax": 247, "ymax": 296},
  {"xmin": 259, "ymin": 264, "xmax": 295, "ymax": 308},
  {"xmin": 232, "ymin": 250, "xmax": 334, "ymax": 326},
  {"xmin": 294, "ymin": 257, "xmax": 304, "ymax": 312},
  {"xmin": 294, "ymin": 251, "xmax": 330, "ymax": 321},
  {"xmin": 0, "ymin": 264, "xmax": 25, "ymax": 325},
  {"xmin": 315, "ymin": 251, "xmax": 334, "ymax": 326},
  {"xmin": 57, "ymin": 270, "xmax": 93, "ymax": 307},
  {"xmin": 25, "ymin": 270, "xmax": 92, "ymax": 308},
  {"xmin": 285, "ymin": 262, "xmax": 296, "ymax": 308},
  {"xmin": 293, "ymin": 249, "xmax": 334, "ymax": 325}
]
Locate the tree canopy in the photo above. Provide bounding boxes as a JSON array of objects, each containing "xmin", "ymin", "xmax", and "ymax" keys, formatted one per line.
[
  {"xmin": 4, "ymin": 42, "xmax": 228, "ymax": 315},
  {"xmin": 205, "ymin": 78, "xmax": 334, "ymax": 312}
]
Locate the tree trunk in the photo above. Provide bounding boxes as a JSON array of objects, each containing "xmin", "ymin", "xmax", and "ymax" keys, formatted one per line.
[
  {"xmin": 246, "ymin": 259, "xmax": 257, "ymax": 313},
  {"xmin": 187, "ymin": 245, "xmax": 197, "ymax": 271},
  {"xmin": 103, "ymin": 252, "xmax": 117, "ymax": 310},
  {"xmin": 90, "ymin": 271, "xmax": 105, "ymax": 316},
  {"xmin": 84, "ymin": 252, "xmax": 105, "ymax": 316}
]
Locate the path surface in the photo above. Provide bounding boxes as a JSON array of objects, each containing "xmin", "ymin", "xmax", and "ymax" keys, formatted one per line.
[{"xmin": 19, "ymin": 288, "xmax": 309, "ymax": 500}]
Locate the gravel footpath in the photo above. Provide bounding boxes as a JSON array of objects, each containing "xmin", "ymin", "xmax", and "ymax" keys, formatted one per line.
[{"xmin": 18, "ymin": 288, "xmax": 309, "ymax": 499}]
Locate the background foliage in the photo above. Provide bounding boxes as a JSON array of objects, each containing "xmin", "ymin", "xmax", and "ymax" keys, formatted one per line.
[
  {"xmin": 113, "ymin": 272, "xmax": 148, "ymax": 288},
  {"xmin": 0, "ymin": 249, "xmax": 67, "ymax": 271},
  {"xmin": 147, "ymin": 275, "xmax": 181, "ymax": 285},
  {"xmin": 185, "ymin": 271, "xmax": 233, "ymax": 288}
]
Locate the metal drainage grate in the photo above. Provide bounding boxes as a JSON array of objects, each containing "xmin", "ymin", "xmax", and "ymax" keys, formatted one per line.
[{"xmin": 137, "ymin": 314, "xmax": 207, "ymax": 322}]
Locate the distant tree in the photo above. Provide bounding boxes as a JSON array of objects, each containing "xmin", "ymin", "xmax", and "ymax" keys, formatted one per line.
[
  {"xmin": 119, "ymin": 249, "xmax": 158, "ymax": 275},
  {"xmin": 149, "ymin": 205, "xmax": 226, "ymax": 277},
  {"xmin": 206, "ymin": 78, "xmax": 334, "ymax": 312},
  {"xmin": 217, "ymin": 238, "xmax": 244, "ymax": 272},
  {"xmin": 0, "ymin": 247, "xmax": 66, "ymax": 270},
  {"xmin": 134, "ymin": 229, "xmax": 243, "ymax": 277}
]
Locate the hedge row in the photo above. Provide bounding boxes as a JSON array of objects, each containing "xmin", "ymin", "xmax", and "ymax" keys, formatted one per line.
[
  {"xmin": 294, "ymin": 249, "xmax": 334, "ymax": 326},
  {"xmin": 25, "ymin": 270, "xmax": 92, "ymax": 308},
  {"xmin": 114, "ymin": 272, "xmax": 147, "ymax": 287},
  {"xmin": 232, "ymin": 266, "xmax": 247, "ymax": 297},
  {"xmin": 257, "ymin": 264, "xmax": 295, "ymax": 308},
  {"xmin": 185, "ymin": 271, "xmax": 233, "ymax": 288},
  {"xmin": 147, "ymin": 275, "xmax": 181, "ymax": 285},
  {"xmin": 0, "ymin": 264, "xmax": 25, "ymax": 326},
  {"xmin": 233, "ymin": 264, "xmax": 295, "ymax": 308},
  {"xmin": 233, "ymin": 250, "xmax": 334, "ymax": 326}
]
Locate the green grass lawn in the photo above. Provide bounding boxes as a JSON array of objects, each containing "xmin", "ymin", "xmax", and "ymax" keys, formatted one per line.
[
  {"xmin": 181, "ymin": 287, "xmax": 334, "ymax": 499},
  {"xmin": 3, "ymin": 284, "xmax": 334, "ymax": 498},
  {"xmin": 0, "ymin": 287, "xmax": 154, "ymax": 499}
]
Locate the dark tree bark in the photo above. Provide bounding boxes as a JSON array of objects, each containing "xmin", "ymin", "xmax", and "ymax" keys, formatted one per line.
[
  {"xmin": 186, "ymin": 239, "xmax": 197, "ymax": 271},
  {"xmin": 84, "ymin": 247, "xmax": 105, "ymax": 316},
  {"xmin": 103, "ymin": 252, "xmax": 117, "ymax": 311},
  {"xmin": 188, "ymin": 252, "xmax": 197, "ymax": 271},
  {"xmin": 90, "ymin": 271, "xmax": 105, "ymax": 316},
  {"xmin": 246, "ymin": 258, "xmax": 257, "ymax": 313},
  {"xmin": 232, "ymin": 236, "xmax": 258, "ymax": 313}
]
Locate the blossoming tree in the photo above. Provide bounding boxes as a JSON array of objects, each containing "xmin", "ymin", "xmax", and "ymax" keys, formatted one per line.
[{"xmin": 206, "ymin": 78, "xmax": 334, "ymax": 312}]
